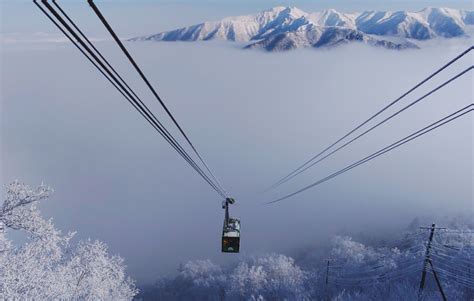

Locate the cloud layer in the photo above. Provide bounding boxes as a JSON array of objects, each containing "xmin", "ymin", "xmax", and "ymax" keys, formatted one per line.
[{"xmin": 1, "ymin": 38, "xmax": 472, "ymax": 283}]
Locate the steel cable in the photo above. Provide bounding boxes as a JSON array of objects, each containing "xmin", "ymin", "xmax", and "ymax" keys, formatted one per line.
[
  {"xmin": 268, "ymin": 46, "xmax": 473, "ymax": 190},
  {"xmin": 268, "ymin": 104, "xmax": 473, "ymax": 204}
]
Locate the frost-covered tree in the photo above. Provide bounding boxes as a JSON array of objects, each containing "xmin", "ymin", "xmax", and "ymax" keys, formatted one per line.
[
  {"xmin": 324, "ymin": 231, "xmax": 474, "ymax": 301},
  {"xmin": 145, "ymin": 254, "xmax": 309, "ymax": 300},
  {"xmin": 229, "ymin": 254, "xmax": 308, "ymax": 300},
  {"xmin": 0, "ymin": 181, "xmax": 138, "ymax": 300},
  {"xmin": 331, "ymin": 236, "xmax": 382, "ymax": 263},
  {"xmin": 140, "ymin": 225, "xmax": 473, "ymax": 301},
  {"xmin": 146, "ymin": 259, "xmax": 226, "ymax": 300},
  {"xmin": 179, "ymin": 259, "xmax": 226, "ymax": 289}
]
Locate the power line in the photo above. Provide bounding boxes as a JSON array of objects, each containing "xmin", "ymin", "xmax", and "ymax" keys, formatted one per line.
[
  {"xmin": 440, "ymin": 230, "xmax": 474, "ymax": 234},
  {"xmin": 87, "ymin": 0, "xmax": 228, "ymax": 196},
  {"xmin": 431, "ymin": 247, "xmax": 473, "ymax": 258},
  {"xmin": 267, "ymin": 46, "xmax": 473, "ymax": 190},
  {"xmin": 326, "ymin": 229, "xmax": 473, "ymax": 292},
  {"xmin": 267, "ymin": 104, "xmax": 473, "ymax": 204},
  {"xmin": 429, "ymin": 257, "xmax": 473, "ymax": 274},
  {"xmin": 432, "ymin": 238, "xmax": 474, "ymax": 249},
  {"xmin": 273, "ymin": 66, "xmax": 473, "ymax": 188},
  {"xmin": 431, "ymin": 251, "xmax": 474, "ymax": 264},
  {"xmin": 332, "ymin": 261, "xmax": 422, "ymax": 277},
  {"xmin": 431, "ymin": 254, "xmax": 474, "ymax": 268},
  {"xmin": 330, "ymin": 247, "xmax": 426, "ymax": 273},
  {"xmin": 432, "ymin": 243, "xmax": 474, "ymax": 254},
  {"xmin": 329, "ymin": 264, "xmax": 422, "ymax": 284},
  {"xmin": 434, "ymin": 267, "xmax": 474, "ymax": 285},
  {"xmin": 436, "ymin": 273, "xmax": 474, "ymax": 289},
  {"xmin": 35, "ymin": 0, "xmax": 226, "ymax": 198}
]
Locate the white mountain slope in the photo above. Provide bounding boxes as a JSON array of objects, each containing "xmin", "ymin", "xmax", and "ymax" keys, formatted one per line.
[
  {"xmin": 245, "ymin": 26, "xmax": 417, "ymax": 51},
  {"xmin": 132, "ymin": 7, "xmax": 308, "ymax": 42},
  {"xmin": 307, "ymin": 9, "xmax": 358, "ymax": 28},
  {"xmin": 130, "ymin": 6, "xmax": 473, "ymax": 51},
  {"xmin": 355, "ymin": 7, "xmax": 470, "ymax": 39}
]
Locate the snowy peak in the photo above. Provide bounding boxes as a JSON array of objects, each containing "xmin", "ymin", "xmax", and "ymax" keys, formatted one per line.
[
  {"xmin": 356, "ymin": 10, "xmax": 433, "ymax": 39},
  {"xmin": 134, "ymin": 6, "xmax": 312, "ymax": 43},
  {"xmin": 308, "ymin": 9, "xmax": 358, "ymax": 28},
  {"xmin": 355, "ymin": 6, "xmax": 472, "ymax": 39},
  {"xmin": 421, "ymin": 7, "xmax": 466, "ymax": 37},
  {"xmin": 250, "ymin": 7, "xmax": 311, "ymax": 40},
  {"xmin": 130, "ymin": 6, "xmax": 473, "ymax": 51},
  {"xmin": 260, "ymin": 6, "xmax": 307, "ymax": 19}
]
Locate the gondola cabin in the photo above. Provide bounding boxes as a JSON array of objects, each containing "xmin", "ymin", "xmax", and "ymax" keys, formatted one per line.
[
  {"xmin": 222, "ymin": 217, "xmax": 240, "ymax": 253},
  {"xmin": 221, "ymin": 197, "xmax": 240, "ymax": 253}
]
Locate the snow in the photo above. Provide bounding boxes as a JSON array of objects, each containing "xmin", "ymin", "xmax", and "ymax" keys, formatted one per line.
[
  {"xmin": 139, "ymin": 225, "xmax": 474, "ymax": 300},
  {"xmin": 308, "ymin": 9, "xmax": 358, "ymax": 28},
  {"xmin": 0, "ymin": 181, "xmax": 138, "ymax": 300},
  {"xmin": 130, "ymin": 6, "xmax": 472, "ymax": 51},
  {"xmin": 245, "ymin": 27, "xmax": 417, "ymax": 51},
  {"xmin": 3, "ymin": 181, "xmax": 472, "ymax": 300}
]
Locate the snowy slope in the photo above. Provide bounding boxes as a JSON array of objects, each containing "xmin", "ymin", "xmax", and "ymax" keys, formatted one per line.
[
  {"xmin": 308, "ymin": 9, "xmax": 358, "ymax": 28},
  {"xmin": 355, "ymin": 7, "xmax": 469, "ymax": 39},
  {"xmin": 131, "ymin": 7, "xmax": 310, "ymax": 42},
  {"xmin": 130, "ymin": 6, "xmax": 473, "ymax": 51},
  {"xmin": 245, "ymin": 27, "xmax": 418, "ymax": 51}
]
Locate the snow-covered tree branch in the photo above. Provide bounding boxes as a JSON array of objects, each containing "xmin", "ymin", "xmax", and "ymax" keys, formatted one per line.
[
  {"xmin": 1, "ymin": 181, "xmax": 52, "ymax": 232},
  {"xmin": 0, "ymin": 181, "xmax": 138, "ymax": 300}
]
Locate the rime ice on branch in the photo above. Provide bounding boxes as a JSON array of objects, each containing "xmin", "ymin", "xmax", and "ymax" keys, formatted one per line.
[{"xmin": 0, "ymin": 181, "xmax": 138, "ymax": 300}]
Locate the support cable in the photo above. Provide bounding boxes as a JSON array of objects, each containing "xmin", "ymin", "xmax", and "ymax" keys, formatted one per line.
[
  {"xmin": 274, "ymin": 66, "xmax": 473, "ymax": 187},
  {"xmin": 268, "ymin": 104, "xmax": 473, "ymax": 204},
  {"xmin": 268, "ymin": 46, "xmax": 473, "ymax": 190},
  {"xmin": 87, "ymin": 0, "xmax": 228, "ymax": 196},
  {"xmin": 35, "ymin": 0, "xmax": 226, "ymax": 198}
]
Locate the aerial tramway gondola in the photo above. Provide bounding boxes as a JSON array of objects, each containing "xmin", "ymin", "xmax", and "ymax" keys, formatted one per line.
[{"xmin": 221, "ymin": 198, "xmax": 240, "ymax": 253}]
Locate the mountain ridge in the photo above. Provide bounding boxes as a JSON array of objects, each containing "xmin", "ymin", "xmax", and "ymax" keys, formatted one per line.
[{"xmin": 130, "ymin": 7, "xmax": 473, "ymax": 51}]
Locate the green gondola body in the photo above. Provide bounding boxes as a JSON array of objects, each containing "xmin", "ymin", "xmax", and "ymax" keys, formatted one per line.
[{"xmin": 222, "ymin": 218, "xmax": 240, "ymax": 253}]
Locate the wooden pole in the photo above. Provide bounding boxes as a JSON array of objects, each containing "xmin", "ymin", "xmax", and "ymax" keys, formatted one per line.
[
  {"xmin": 429, "ymin": 259, "xmax": 447, "ymax": 301},
  {"xmin": 418, "ymin": 224, "xmax": 436, "ymax": 300}
]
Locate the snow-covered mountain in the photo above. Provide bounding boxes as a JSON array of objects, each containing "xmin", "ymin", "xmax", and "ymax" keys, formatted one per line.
[
  {"xmin": 355, "ymin": 7, "xmax": 472, "ymax": 39},
  {"xmin": 245, "ymin": 27, "xmax": 417, "ymax": 51},
  {"xmin": 130, "ymin": 7, "xmax": 473, "ymax": 51}
]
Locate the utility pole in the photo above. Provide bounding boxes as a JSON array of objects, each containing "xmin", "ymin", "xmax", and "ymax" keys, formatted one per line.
[
  {"xmin": 418, "ymin": 223, "xmax": 436, "ymax": 300},
  {"xmin": 324, "ymin": 259, "xmax": 330, "ymax": 301},
  {"xmin": 418, "ymin": 224, "xmax": 447, "ymax": 301},
  {"xmin": 429, "ymin": 259, "xmax": 447, "ymax": 301},
  {"xmin": 468, "ymin": 263, "xmax": 472, "ymax": 301}
]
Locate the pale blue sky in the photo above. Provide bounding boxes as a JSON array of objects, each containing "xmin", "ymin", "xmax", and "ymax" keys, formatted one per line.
[{"xmin": 1, "ymin": 0, "xmax": 473, "ymax": 38}]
